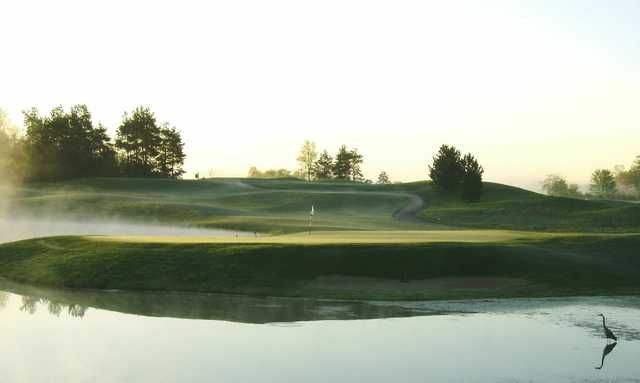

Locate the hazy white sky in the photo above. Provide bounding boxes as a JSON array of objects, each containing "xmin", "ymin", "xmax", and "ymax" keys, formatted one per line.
[{"xmin": 2, "ymin": 0, "xmax": 639, "ymax": 189}]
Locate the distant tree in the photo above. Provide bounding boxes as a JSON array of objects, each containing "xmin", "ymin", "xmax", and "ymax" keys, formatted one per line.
[
  {"xmin": 461, "ymin": 154, "xmax": 484, "ymax": 201},
  {"xmin": 377, "ymin": 171, "xmax": 390, "ymax": 184},
  {"xmin": 22, "ymin": 105, "xmax": 116, "ymax": 181},
  {"xmin": 333, "ymin": 145, "xmax": 352, "ymax": 180},
  {"xmin": 313, "ymin": 150, "xmax": 334, "ymax": 179},
  {"xmin": 248, "ymin": 166, "xmax": 260, "ymax": 178},
  {"xmin": 247, "ymin": 167, "xmax": 295, "ymax": 178},
  {"xmin": 157, "ymin": 124, "xmax": 186, "ymax": 178},
  {"xmin": 0, "ymin": 109, "xmax": 23, "ymax": 183},
  {"xmin": 89, "ymin": 123, "xmax": 118, "ymax": 176},
  {"xmin": 567, "ymin": 183, "xmax": 581, "ymax": 197},
  {"xmin": 348, "ymin": 148, "xmax": 364, "ymax": 181},
  {"xmin": 590, "ymin": 169, "xmax": 617, "ymax": 198},
  {"xmin": 115, "ymin": 106, "xmax": 162, "ymax": 177},
  {"xmin": 615, "ymin": 156, "xmax": 640, "ymax": 197},
  {"xmin": 542, "ymin": 175, "xmax": 570, "ymax": 196},
  {"xmin": 428, "ymin": 145, "xmax": 464, "ymax": 192},
  {"xmin": 330, "ymin": 145, "xmax": 365, "ymax": 181},
  {"xmin": 297, "ymin": 140, "xmax": 317, "ymax": 181}
]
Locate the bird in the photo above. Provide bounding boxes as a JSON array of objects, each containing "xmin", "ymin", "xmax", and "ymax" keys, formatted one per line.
[
  {"xmin": 595, "ymin": 341, "xmax": 617, "ymax": 370},
  {"xmin": 597, "ymin": 314, "xmax": 618, "ymax": 342}
]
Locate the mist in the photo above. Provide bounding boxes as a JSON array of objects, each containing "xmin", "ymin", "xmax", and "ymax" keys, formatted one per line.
[
  {"xmin": 0, "ymin": 184, "xmax": 249, "ymax": 244},
  {"xmin": 0, "ymin": 188, "xmax": 249, "ymax": 244},
  {"xmin": 0, "ymin": 214, "xmax": 246, "ymax": 244}
]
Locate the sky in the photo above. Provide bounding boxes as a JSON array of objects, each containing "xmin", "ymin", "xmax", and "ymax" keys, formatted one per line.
[{"xmin": 1, "ymin": 0, "xmax": 639, "ymax": 190}]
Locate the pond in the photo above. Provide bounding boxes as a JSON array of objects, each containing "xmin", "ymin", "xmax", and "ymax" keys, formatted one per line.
[{"xmin": 1, "ymin": 281, "xmax": 639, "ymax": 383}]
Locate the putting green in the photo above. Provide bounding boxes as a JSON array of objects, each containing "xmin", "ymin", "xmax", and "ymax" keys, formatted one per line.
[{"xmin": 88, "ymin": 229, "xmax": 588, "ymax": 245}]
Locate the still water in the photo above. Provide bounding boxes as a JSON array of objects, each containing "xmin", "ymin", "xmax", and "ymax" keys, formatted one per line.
[{"xmin": 1, "ymin": 281, "xmax": 639, "ymax": 383}]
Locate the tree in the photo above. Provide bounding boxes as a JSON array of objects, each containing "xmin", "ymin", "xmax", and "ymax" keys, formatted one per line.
[
  {"xmin": 348, "ymin": 148, "xmax": 364, "ymax": 181},
  {"xmin": 615, "ymin": 156, "xmax": 640, "ymax": 196},
  {"xmin": 115, "ymin": 106, "xmax": 161, "ymax": 177},
  {"xmin": 461, "ymin": 154, "xmax": 484, "ymax": 201},
  {"xmin": 333, "ymin": 145, "xmax": 352, "ymax": 180},
  {"xmin": 157, "ymin": 124, "xmax": 186, "ymax": 178},
  {"xmin": 0, "ymin": 109, "xmax": 23, "ymax": 183},
  {"xmin": 296, "ymin": 140, "xmax": 317, "ymax": 181},
  {"xmin": 428, "ymin": 145, "xmax": 464, "ymax": 192},
  {"xmin": 567, "ymin": 183, "xmax": 580, "ymax": 197},
  {"xmin": 542, "ymin": 175, "xmax": 569, "ymax": 196},
  {"xmin": 313, "ymin": 150, "xmax": 334, "ymax": 179},
  {"xmin": 377, "ymin": 171, "xmax": 390, "ymax": 184},
  {"xmin": 590, "ymin": 169, "xmax": 616, "ymax": 198},
  {"xmin": 247, "ymin": 167, "xmax": 294, "ymax": 178},
  {"xmin": 248, "ymin": 166, "xmax": 260, "ymax": 178},
  {"xmin": 21, "ymin": 105, "xmax": 116, "ymax": 180}
]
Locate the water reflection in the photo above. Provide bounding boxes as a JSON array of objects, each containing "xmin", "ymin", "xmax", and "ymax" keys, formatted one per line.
[
  {"xmin": 595, "ymin": 341, "xmax": 617, "ymax": 370},
  {"xmin": 0, "ymin": 292, "xmax": 8, "ymax": 309},
  {"xmin": 0, "ymin": 280, "xmax": 438, "ymax": 323},
  {"xmin": 19, "ymin": 295, "xmax": 88, "ymax": 318},
  {"xmin": 406, "ymin": 297, "xmax": 640, "ymax": 341},
  {"xmin": 2, "ymin": 281, "xmax": 640, "ymax": 381}
]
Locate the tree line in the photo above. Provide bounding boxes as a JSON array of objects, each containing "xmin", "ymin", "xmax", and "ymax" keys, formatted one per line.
[
  {"xmin": 247, "ymin": 140, "xmax": 370, "ymax": 181},
  {"xmin": 297, "ymin": 140, "xmax": 366, "ymax": 181},
  {"xmin": 247, "ymin": 140, "xmax": 485, "ymax": 201},
  {"xmin": 0, "ymin": 105, "xmax": 186, "ymax": 182},
  {"xmin": 542, "ymin": 155, "xmax": 640, "ymax": 200}
]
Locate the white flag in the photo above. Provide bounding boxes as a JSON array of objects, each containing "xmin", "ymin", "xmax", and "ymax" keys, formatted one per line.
[{"xmin": 310, "ymin": 205, "xmax": 315, "ymax": 216}]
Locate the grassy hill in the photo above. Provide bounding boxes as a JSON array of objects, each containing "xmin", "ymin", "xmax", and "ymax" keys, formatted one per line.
[
  {"xmin": 10, "ymin": 177, "xmax": 640, "ymax": 233},
  {"xmin": 10, "ymin": 177, "xmax": 426, "ymax": 233},
  {"xmin": 418, "ymin": 182, "xmax": 640, "ymax": 233}
]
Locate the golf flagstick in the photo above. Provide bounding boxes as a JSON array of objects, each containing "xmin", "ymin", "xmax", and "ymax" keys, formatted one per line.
[{"xmin": 309, "ymin": 205, "xmax": 314, "ymax": 235}]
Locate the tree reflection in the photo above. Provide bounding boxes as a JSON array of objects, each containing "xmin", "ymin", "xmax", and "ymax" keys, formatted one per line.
[
  {"xmin": 48, "ymin": 301, "xmax": 63, "ymax": 317},
  {"xmin": 18, "ymin": 294, "xmax": 87, "ymax": 318},
  {"xmin": 594, "ymin": 341, "xmax": 617, "ymax": 370},
  {"xmin": 20, "ymin": 296, "xmax": 40, "ymax": 314},
  {"xmin": 67, "ymin": 304, "xmax": 86, "ymax": 318},
  {"xmin": 0, "ymin": 292, "xmax": 8, "ymax": 310}
]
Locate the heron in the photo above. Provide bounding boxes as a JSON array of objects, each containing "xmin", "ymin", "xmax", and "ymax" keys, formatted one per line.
[{"xmin": 597, "ymin": 314, "xmax": 618, "ymax": 342}]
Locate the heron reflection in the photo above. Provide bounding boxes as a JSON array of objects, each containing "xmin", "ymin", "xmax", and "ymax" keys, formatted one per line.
[{"xmin": 594, "ymin": 341, "xmax": 617, "ymax": 370}]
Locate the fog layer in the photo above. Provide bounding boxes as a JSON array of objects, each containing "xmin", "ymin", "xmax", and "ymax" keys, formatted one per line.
[{"xmin": 0, "ymin": 214, "xmax": 249, "ymax": 244}]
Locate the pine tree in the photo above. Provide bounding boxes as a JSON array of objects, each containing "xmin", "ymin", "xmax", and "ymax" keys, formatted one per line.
[
  {"xmin": 313, "ymin": 150, "xmax": 334, "ymax": 179},
  {"xmin": 428, "ymin": 144, "xmax": 464, "ymax": 192},
  {"xmin": 461, "ymin": 154, "xmax": 484, "ymax": 201}
]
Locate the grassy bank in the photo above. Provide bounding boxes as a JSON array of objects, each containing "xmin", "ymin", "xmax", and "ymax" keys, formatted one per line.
[{"xmin": 1, "ymin": 232, "xmax": 639, "ymax": 300}]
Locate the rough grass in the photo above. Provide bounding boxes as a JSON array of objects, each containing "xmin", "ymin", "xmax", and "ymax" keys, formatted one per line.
[
  {"xmin": 1, "ymin": 233, "xmax": 639, "ymax": 300},
  {"xmin": 419, "ymin": 183, "xmax": 640, "ymax": 233}
]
